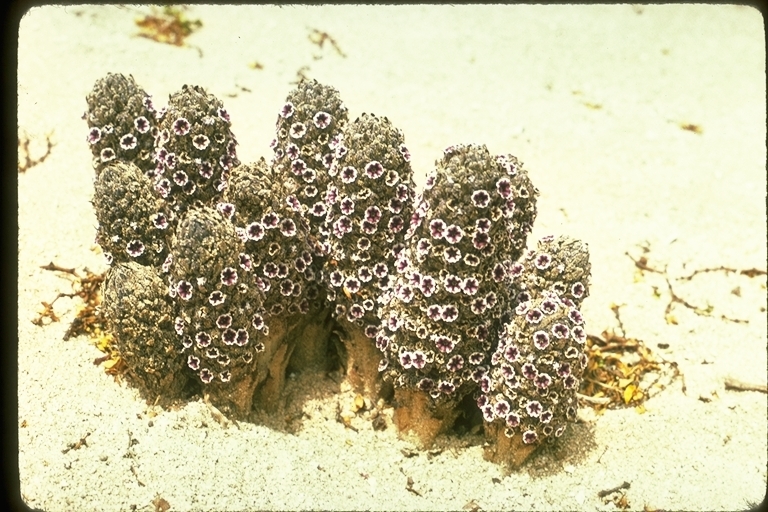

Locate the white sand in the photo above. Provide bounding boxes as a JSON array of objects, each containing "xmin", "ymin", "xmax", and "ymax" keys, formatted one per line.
[{"xmin": 18, "ymin": 5, "xmax": 766, "ymax": 511}]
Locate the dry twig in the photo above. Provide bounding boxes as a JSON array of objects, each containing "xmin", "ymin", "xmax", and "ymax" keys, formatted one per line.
[{"xmin": 18, "ymin": 131, "xmax": 55, "ymax": 173}]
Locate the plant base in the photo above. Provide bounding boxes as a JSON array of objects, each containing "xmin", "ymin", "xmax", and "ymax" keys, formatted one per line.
[
  {"xmin": 482, "ymin": 420, "xmax": 541, "ymax": 468},
  {"xmin": 392, "ymin": 387, "xmax": 460, "ymax": 448}
]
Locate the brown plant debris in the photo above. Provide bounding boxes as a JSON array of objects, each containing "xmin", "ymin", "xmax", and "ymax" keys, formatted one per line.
[
  {"xmin": 152, "ymin": 496, "xmax": 170, "ymax": 512},
  {"xmin": 724, "ymin": 376, "xmax": 767, "ymax": 394},
  {"xmin": 18, "ymin": 131, "xmax": 55, "ymax": 173},
  {"xmin": 308, "ymin": 28, "xmax": 346, "ymax": 58},
  {"xmin": 36, "ymin": 263, "xmax": 125, "ymax": 375},
  {"xmin": 135, "ymin": 6, "xmax": 202, "ymax": 47},
  {"xmin": 679, "ymin": 122, "xmax": 702, "ymax": 134},
  {"xmin": 62, "ymin": 432, "xmax": 91, "ymax": 454},
  {"xmin": 598, "ymin": 481, "xmax": 631, "ymax": 510},
  {"xmin": 627, "ymin": 250, "xmax": 766, "ymax": 324},
  {"xmin": 580, "ymin": 306, "xmax": 684, "ymax": 411}
]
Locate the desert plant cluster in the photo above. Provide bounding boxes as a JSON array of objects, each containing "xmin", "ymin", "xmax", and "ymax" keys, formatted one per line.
[{"xmin": 85, "ymin": 73, "xmax": 591, "ymax": 467}]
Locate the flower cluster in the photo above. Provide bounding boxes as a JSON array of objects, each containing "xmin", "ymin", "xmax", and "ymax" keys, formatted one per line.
[
  {"xmin": 270, "ymin": 79, "xmax": 348, "ymax": 235},
  {"xmin": 510, "ymin": 235, "xmax": 591, "ymax": 309},
  {"xmin": 323, "ymin": 113, "xmax": 415, "ymax": 337},
  {"xmin": 92, "ymin": 160, "xmax": 170, "ymax": 267},
  {"xmin": 482, "ymin": 235, "xmax": 591, "ymax": 446},
  {"xmin": 84, "ymin": 73, "xmax": 158, "ymax": 175},
  {"xmin": 153, "ymin": 84, "xmax": 239, "ymax": 215},
  {"xmin": 225, "ymin": 159, "xmax": 324, "ymax": 319},
  {"xmin": 87, "ymin": 74, "xmax": 593, "ymax": 460},
  {"xmin": 168, "ymin": 206, "xmax": 267, "ymax": 392},
  {"xmin": 378, "ymin": 144, "xmax": 538, "ymax": 405},
  {"xmin": 102, "ymin": 261, "xmax": 188, "ymax": 402}
]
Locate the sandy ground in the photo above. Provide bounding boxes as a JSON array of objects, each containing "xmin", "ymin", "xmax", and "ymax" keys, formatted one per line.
[{"xmin": 16, "ymin": 5, "xmax": 767, "ymax": 511}]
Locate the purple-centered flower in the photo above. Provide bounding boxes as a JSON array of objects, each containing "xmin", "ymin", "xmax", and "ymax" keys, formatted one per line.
[
  {"xmin": 446, "ymin": 355, "xmax": 464, "ymax": 372},
  {"xmin": 505, "ymin": 412, "xmax": 521, "ymax": 428},
  {"xmin": 126, "ymin": 240, "xmax": 145, "ymax": 258},
  {"xmin": 199, "ymin": 368, "xmax": 214, "ymax": 384},
  {"xmin": 429, "ymin": 219, "xmax": 446, "ymax": 239},
  {"xmin": 214, "ymin": 202, "xmax": 234, "ymax": 219},
  {"xmin": 341, "ymin": 166, "xmax": 357, "ymax": 184},
  {"xmin": 365, "ymin": 161, "xmax": 384, "ymax": 179},
  {"xmin": 238, "ymin": 253, "xmax": 253, "ymax": 272},
  {"xmin": 443, "ymin": 275, "xmax": 462, "ymax": 293},
  {"xmin": 216, "ymin": 313, "xmax": 233, "ymax": 329},
  {"xmin": 388, "ymin": 216, "xmax": 404, "ymax": 233},
  {"xmin": 563, "ymin": 374, "xmax": 578, "ymax": 389},
  {"xmin": 262, "ymin": 212, "xmax": 279, "ymax": 228},
  {"xmin": 313, "ymin": 111, "xmax": 331, "ymax": 129},
  {"xmin": 100, "ymin": 147, "xmax": 116, "ymax": 162},
  {"xmin": 310, "ymin": 201, "xmax": 327, "ymax": 217},
  {"xmin": 444, "ymin": 224, "xmax": 464, "ymax": 244},
  {"xmin": 195, "ymin": 332, "xmax": 212, "ymax": 348},
  {"xmin": 222, "ymin": 328, "xmax": 237, "ymax": 345},
  {"xmin": 496, "ymin": 178, "xmax": 512, "ymax": 198},
  {"xmin": 472, "ymin": 232, "xmax": 490, "ymax": 250},
  {"xmin": 87, "ymin": 127, "xmax": 101, "ymax": 145},
  {"xmin": 427, "ymin": 304, "xmax": 443, "ymax": 321},
  {"xmin": 551, "ymin": 323, "xmax": 569, "ymax": 340},
  {"xmin": 344, "ymin": 276, "xmax": 361, "ymax": 294},
  {"xmin": 534, "ymin": 253, "xmax": 552, "ymax": 270},
  {"xmin": 340, "ymin": 196, "xmax": 355, "ymax": 215},
  {"xmin": 120, "ymin": 133, "xmax": 137, "ymax": 150},
  {"xmin": 541, "ymin": 299, "xmax": 559, "ymax": 315},
  {"xmin": 348, "ymin": 304, "xmax": 365, "ymax": 320},
  {"xmin": 534, "ymin": 373, "xmax": 552, "ymax": 389},
  {"xmin": 568, "ymin": 308, "xmax": 584, "ymax": 325},
  {"xmin": 388, "ymin": 197, "xmax": 403, "ymax": 214},
  {"xmin": 280, "ymin": 102, "xmax": 295, "ymax": 118},
  {"xmin": 198, "ymin": 161, "xmax": 214, "ymax": 179},
  {"xmin": 176, "ymin": 280, "xmax": 193, "ymax": 300},
  {"xmin": 438, "ymin": 381, "xmax": 456, "ymax": 394},
  {"xmin": 471, "ymin": 189, "xmax": 491, "ymax": 208},
  {"xmin": 235, "ymin": 329, "xmax": 249, "ymax": 346},
  {"xmin": 280, "ymin": 279, "xmax": 294, "ymax": 296},
  {"xmin": 526, "ymin": 400, "xmax": 542, "ymax": 417},
  {"xmin": 443, "ymin": 246, "xmax": 461, "ymax": 263},
  {"xmin": 522, "ymin": 430, "xmax": 538, "ymax": 444},
  {"xmin": 208, "ymin": 291, "xmax": 226, "ymax": 306},
  {"xmin": 504, "ymin": 344, "xmax": 520, "ymax": 362},
  {"xmin": 573, "ymin": 325, "xmax": 586, "ymax": 344},
  {"xmin": 280, "ymin": 218, "xmax": 297, "ymax": 237},
  {"xmin": 172, "ymin": 170, "xmax": 188, "ymax": 187},
  {"xmin": 434, "ymin": 335, "xmax": 455, "ymax": 353},
  {"xmin": 187, "ymin": 355, "xmax": 200, "ymax": 370},
  {"xmin": 492, "ymin": 263, "xmax": 506, "ymax": 283},
  {"xmin": 192, "ymin": 134, "xmax": 210, "ymax": 150},
  {"xmin": 220, "ymin": 267, "xmax": 237, "ymax": 286},
  {"xmin": 420, "ymin": 275, "xmax": 436, "ymax": 297},
  {"xmin": 399, "ymin": 144, "xmax": 411, "ymax": 161},
  {"xmin": 291, "ymin": 158, "xmax": 307, "ymax": 175},
  {"xmin": 416, "ymin": 378, "xmax": 433, "ymax": 392},
  {"xmin": 533, "ymin": 330, "xmax": 550, "ymax": 350},
  {"xmin": 526, "ymin": 308, "xmax": 543, "ymax": 324},
  {"xmin": 290, "ymin": 122, "xmax": 307, "ymax": 139},
  {"xmin": 218, "ymin": 108, "xmax": 230, "ymax": 122},
  {"xmin": 173, "ymin": 117, "xmax": 190, "ymax": 136},
  {"xmin": 462, "ymin": 277, "xmax": 480, "ymax": 296},
  {"xmin": 521, "ymin": 362, "xmax": 538, "ymax": 379},
  {"xmin": 494, "ymin": 399, "xmax": 510, "ymax": 418}
]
